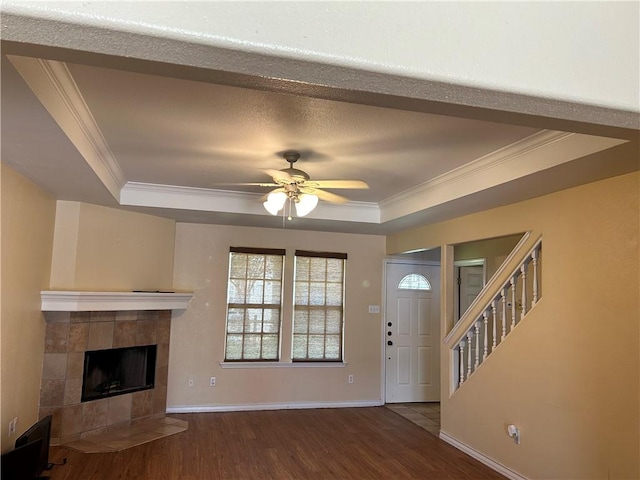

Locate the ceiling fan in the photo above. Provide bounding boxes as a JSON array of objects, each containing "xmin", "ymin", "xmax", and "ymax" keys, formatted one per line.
[{"xmin": 237, "ymin": 151, "xmax": 369, "ymax": 218}]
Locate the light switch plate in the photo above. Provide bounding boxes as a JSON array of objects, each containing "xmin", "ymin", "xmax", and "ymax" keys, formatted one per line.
[{"xmin": 368, "ymin": 305, "xmax": 380, "ymax": 314}]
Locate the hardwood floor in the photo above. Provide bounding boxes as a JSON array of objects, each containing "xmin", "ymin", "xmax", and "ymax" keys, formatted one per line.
[{"xmin": 47, "ymin": 407, "xmax": 504, "ymax": 479}]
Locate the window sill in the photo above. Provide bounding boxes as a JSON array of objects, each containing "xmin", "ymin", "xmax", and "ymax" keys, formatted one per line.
[{"xmin": 220, "ymin": 361, "xmax": 348, "ymax": 369}]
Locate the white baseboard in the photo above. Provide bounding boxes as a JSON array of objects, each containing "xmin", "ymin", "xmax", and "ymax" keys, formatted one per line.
[
  {"xmin": 167, "ymin": 399, "xmax": 383, "ymax": 413},
  {"xmin": 439, "ymin": 431, "xmax": 527, "ymax": 480}
]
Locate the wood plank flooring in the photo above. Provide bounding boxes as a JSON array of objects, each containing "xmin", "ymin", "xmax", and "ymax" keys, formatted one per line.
[{"xmin": 46, "ymin": 407, "xmax": 504, "ymax": 479}]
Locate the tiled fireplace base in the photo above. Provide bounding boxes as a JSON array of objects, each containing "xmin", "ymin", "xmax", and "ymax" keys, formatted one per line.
[
  {"xmin": 64, "ymin": 416, "xmax": 188, "ymax": 453},
  {"xmin": 40, "ymin": 310, "xmax": 171, "ymax": 445}
]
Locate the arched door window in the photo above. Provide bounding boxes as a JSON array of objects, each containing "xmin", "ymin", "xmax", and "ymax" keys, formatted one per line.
[{"xmin": 398, "ymin": 273, "xmax": 431, "ymax": 291}]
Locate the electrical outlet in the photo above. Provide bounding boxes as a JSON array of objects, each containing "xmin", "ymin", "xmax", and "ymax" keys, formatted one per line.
[
  {"xmin": 210, "ymin": 377, "xmax": 216, "ymax": 387},
  {"xmin": 188, "ymin": 378, "xmax": 194, "ymax": 387},
  {"xmin": 348, "ymin": 374, "xmax": 354, "ymax": 384}
]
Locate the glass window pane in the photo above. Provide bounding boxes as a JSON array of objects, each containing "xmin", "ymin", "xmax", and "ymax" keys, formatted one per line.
[
  {"xmin": 309, "ymin": 309, "xmax": 325, "ymax": 334},
  {"xmin": 326, "ymin": 283, "xmax": 343, "ymax": 306},
  {"xmin": 295, "ymin": 257, "xmax": 310, "ymax": 281},
  {"xmin": 325, "ymin": 335, "xmax": 341, "ymax": 359},
  {"xmin": 262, "ymin": 335, "xmax": 279, "ymax": 360},
  {"xmin": 245, "ymin": 309, "xmax": 263, "ymax": 333},
  {"xmin": 243, "ymin": 335, "xmax": 262, "ymax": 359},
  {"xmin": 398, "ymin": 273, "xmax": 431, "ymax": 290},
  {"xmin": 245, "ymin": 280, "xmax": 264, "ymax": 303},
  {"xmin": 227, "ymin": 308, "xmax": 244, "ymax": 333},
  {"xmin": 262, "ymin": 309, "xmax": 280, "ymax": 333},
  {"xmin": 326, "ymin": 310, "xmax": 342, "ymax": 334},
  {"xmin": 264, "ymin": 256, "xmax": 283, "ymax": 280},
  {"xmin": 309, "ymin": 282, "xmax": 325, "ymax": 305},
  {"xmin": 225, "ymin": 335, "xmax": 243, "ymax": 360},
  {"xmin": 228, "ymin": 279, "xmax": 246, "ymax": 304},
  {"xmin": 293, "ymin": 310, "xmax": 309, "ymax": 334},
  {"xmin": 247, "ymin": 255, "xmax": 265, "ymax": 279},
  {"xmin": 295, "ymin": 281, "xmax": 309, "ymax": 305},
  {"xmin": 230, "ymin": 254, "xmax": 247, "ymax": 279},
  {"xmin": 292, "ymin": 335, "xmax": 307, "ymax": 359},
  {"xmin": 310, "ymin": 258, "xmax": 326, "ymax": 281},
  {"xmin": 326, "ymin": 258, "xmax": 343, "ymax": 282},
  {"xmin": 308, "ymin": 335, "xmax": 325, "ymax": 359},
  {"xmin": 263, "ymin": 280, "xmax": 281, "ymax": 304}
]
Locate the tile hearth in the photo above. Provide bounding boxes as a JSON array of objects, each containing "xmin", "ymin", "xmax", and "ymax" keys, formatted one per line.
[{"xmin": 64, "ymin": 416, "xmax": 188, "ymax": 453}]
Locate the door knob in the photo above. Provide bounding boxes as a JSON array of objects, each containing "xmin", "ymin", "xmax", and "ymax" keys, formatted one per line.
[
  {"xmin": 387, "ymin": 322, "xmax": 392, "ymax": 327},
  {"xmin": 387, "ymin": 340, "xmax": 393, "ymax": 346},
  {"xmin": 387, "ymin": 331, "xmax": 392, "ymax": 336}
]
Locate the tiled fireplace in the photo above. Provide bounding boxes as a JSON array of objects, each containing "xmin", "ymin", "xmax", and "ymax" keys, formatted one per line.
[{"xmin": 39, "ymin": 310, "xmax": 171, "ymax": 445}]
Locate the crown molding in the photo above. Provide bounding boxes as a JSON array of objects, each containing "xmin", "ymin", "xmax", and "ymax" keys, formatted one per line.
[
  {"xmin": 7, "ymin": 56, "xmax": 126, "ymax": 200},
  {"xmin": 379, "ymin": 130, "xmax": 627, "ymax": 222},
  {"xmin": 120, "ymin": 182, "xmax": 381, "ymax": 224}
]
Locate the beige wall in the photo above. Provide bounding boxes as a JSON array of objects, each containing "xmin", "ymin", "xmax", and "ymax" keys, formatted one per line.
[
  {"xmin": 1, "ymin": 163, "xmax": 56, "ymax": 452},
  {"xmin": 50, "ymin": 201, "xmax": 175, "ymax": 291},
  {"xmin": 388, "ymin": 172, "xmax": 640, "ymax": 479},
  {"xmin": 169, "ymin": 223, "xmax": 385, "ymax": 408},
  {"xmin": 455, "ymin": 233, "xmax": 523, "ymax": 280}
]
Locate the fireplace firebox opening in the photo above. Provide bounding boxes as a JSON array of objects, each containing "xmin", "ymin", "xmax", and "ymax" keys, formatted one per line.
[{"xmin": 82, "ymin": 345, "xmax": 157, "ymax": 402}]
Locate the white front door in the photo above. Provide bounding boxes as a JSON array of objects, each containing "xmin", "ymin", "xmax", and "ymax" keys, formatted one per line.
[{"xmin": 385, "ymin": 263, "xmax": 440, "ymax": 403}]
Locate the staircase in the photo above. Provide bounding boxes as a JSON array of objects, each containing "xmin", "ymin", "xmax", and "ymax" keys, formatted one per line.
[{"xmin": 444, "ymin": 233, "xmax": 542, "ymax": 392}]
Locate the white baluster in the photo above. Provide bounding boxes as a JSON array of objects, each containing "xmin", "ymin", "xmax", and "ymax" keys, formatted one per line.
[
  {"xmin": 520, "ymin": 263, "xmax": 528, "ymax": 316},
  {"xmin": 474, "ymin": 321, "xmax": 481, "ymax": 369},
  {"xmin": 467, "ymin": 331, "xmax": 473, "ymax": 377},
  {"xmin": 501, "ymin": 288, "xmax": 507, "ymax": 341},
  {"xmin": 482, "ymin": 312, "xmax": 489, "ymax": 360},
  {"xmin": 532, "ymin": 246, "xmax": 539, "ymax": 305},
  {"xmin": 491, "ymin": 300, "xmax": 498, "ymax": 352},
  {"xmin": 510, "ymin": 276, "xmax": 517, "ymax": 331},
  {"xmin": 459, "ymin": 340, "xmax": 466, "ymax": 386}
]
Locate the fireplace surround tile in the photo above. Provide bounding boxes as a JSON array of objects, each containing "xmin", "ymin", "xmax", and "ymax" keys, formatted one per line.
[
  {"xmin": 87, "ymin": 322, "xmax": 114, "ymax": 350},
  {"xmin": 45, "ymin": 323, "xmax": 69, "ymax": 353},
  {"xmin": 41, "ymin": 309, "xmax": 172, "ymax": 445},
  {"xmin": 41, "ymin": 379, "xmax": 65, "ymax": 406},
  {"xmin": 66, "ymin": 352, "xmax": 84, "ymax": 379},
  {"xmin": 113, "ymin": 320, "xmax": 137, "ymax": 348},
  {"xmin": 42, "ymin": 353, "xmax": 67, "ymax": 379},
  {"xmin": 68, "ymin": 323, "xmax": 89, "ymax": 352},
  {"xmin": 82, "ymin": 398, "xmax": 109, "ymax": 431}
]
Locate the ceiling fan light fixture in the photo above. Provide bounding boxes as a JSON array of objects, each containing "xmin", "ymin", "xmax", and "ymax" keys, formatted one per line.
[
  {"xmin": 263, "ymin": 191, "xmax": 287, "ymax": 215},
  {"xmin": 295, "ymin": 193, "xmax": 319, "ymax": 217}
]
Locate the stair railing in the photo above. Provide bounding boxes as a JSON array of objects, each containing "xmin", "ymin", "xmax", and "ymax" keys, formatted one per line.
[{"xmin": 445, "ymin": 235, "xmax": 542, "ymax": 392}]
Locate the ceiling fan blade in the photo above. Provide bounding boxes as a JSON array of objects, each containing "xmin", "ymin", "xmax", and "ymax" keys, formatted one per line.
[
  {"xmin": 263, "ymin": 169, "xmax": 292, "ymax": 182},
  {"xmin": 307, "ymin": 180, "xmax": 369, "ymax": 189},
  {"xmin": 313, "ymin": 189, "xmax": 350, "ymax": 204}
]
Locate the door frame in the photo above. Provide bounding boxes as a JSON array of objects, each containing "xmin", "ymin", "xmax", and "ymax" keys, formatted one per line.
[
  {"xmin": 381, "ymin": 258, "xmax": 441, "ymax": 404},
  {"xmin": 453, "ymin": 258, "xmax": 487, "ymax": 322}
]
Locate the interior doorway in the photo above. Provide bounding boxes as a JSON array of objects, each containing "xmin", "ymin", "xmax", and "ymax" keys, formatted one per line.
[{"xmin": 453, "ymin": 259, "xmax": 486, "ymax": 322}]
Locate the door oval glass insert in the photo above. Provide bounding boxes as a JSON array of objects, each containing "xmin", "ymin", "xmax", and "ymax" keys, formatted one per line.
[{"xmin": 398, "ymin": 273, "xmax": 431, "ymax": 291}]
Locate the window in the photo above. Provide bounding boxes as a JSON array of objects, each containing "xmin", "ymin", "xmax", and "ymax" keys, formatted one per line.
[
  {"xmin": 398, "ymin": 273, "xmax": 431, "ymax": 290},
  {"xmin": 225, "ymin": 247, "xmax": 285, "ymax": 361},
  {"xmin": 292, "ymin": 251, "xmax": 346, "ymax": 362}
]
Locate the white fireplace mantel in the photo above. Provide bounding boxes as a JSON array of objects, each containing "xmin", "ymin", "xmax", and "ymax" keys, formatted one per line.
[{"xmin": 41, "ymin": 291, "xmax": 193, "ymax": 311}]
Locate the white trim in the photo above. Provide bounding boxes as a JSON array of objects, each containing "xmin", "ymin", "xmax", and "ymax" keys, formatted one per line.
[
  {"xmin": 220, "ymin": 361, "xmax": 347, "ymax": 369},
  {"xmin": 379, "ymin": 130, "xmax": 627, "ymax": 222},
  {"xmin": 7, "ymin": 56, "xmax": 126, "ymax": 200},
  {"xmin": 41, "ymin": 291, "xmax": 193, "ymax": 311},
  {"xmin": 167, "ymin": 400, "xmax": 383, "ymax": 413},
  {"xmin": 439, "ymin": 431, "xmax": 528, "ymax": 480}
]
